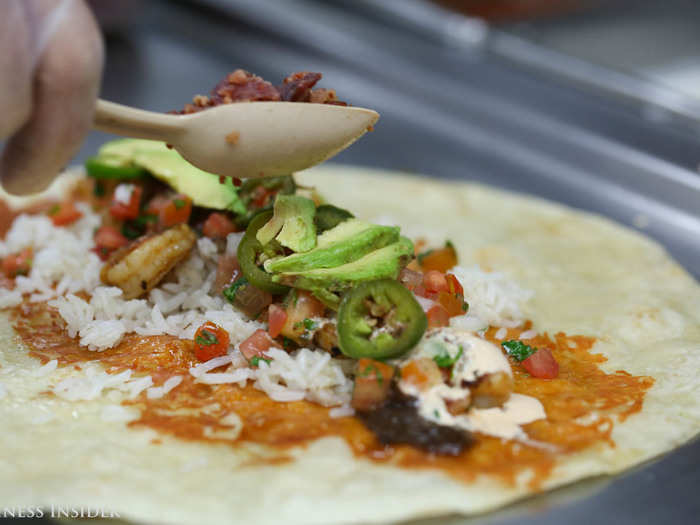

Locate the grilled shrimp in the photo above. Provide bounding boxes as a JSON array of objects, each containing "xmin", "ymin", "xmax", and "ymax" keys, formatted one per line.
[{"xmin": 100, "ymin": 223, "xmax": 196, "ymax": 299}]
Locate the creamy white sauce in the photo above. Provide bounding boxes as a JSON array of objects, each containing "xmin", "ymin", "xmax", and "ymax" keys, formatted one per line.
[{"xmin": 399, "ymin": 328, "xmax": 546, "ymax": 442}]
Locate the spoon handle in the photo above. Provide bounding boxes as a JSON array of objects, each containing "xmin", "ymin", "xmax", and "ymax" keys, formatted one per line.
[{"xmin": 93, "ymin": 99, "xmax": 185, "ymax": 142}]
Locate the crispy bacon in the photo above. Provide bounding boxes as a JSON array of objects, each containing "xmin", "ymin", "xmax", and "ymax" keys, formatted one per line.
[{"xmin": 179, "ymin": 69, "xmax": 345, "ymax": 114}]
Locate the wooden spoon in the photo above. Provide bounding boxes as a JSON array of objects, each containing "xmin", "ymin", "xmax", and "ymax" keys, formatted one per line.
[{"xmin": 94, "ymin": 99, "xmax": 379, "ymax": 179}]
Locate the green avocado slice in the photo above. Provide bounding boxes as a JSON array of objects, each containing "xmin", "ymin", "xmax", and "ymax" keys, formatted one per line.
[
  {"xmin": 272, "ymin": 236, "xmax": 414, "ymax": 307},
  {"xmin": 96, "ymin": 139, "xmax": 245, "ymax": 215},
  {"xmin": 256, "ymin": 195, "xmax": 317, "ymax": 253},
  {"xmin": 264, "ymin": 219, "xmax": 399, "ymax": 273}
]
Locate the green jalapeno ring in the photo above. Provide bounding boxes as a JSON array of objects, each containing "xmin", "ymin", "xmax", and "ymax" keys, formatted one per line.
[
  {"xmin": 314, "ymin": 204, "xmax": 354, "ymax": 233},
  {"xmin": 337, "ymin": 279, "xmax": 427, "ymax": 360},
  {"xmin": 85, "ymin": 156, "xmax": 148, "ymax": 180},
  {"xmin": 237, "ymin": 211, "xmax": 290, "ymax": 295}
]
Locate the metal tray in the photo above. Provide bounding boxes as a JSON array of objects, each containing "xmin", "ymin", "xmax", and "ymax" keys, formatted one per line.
[{"xmin": 65, "ymin": 0, "xmax": 699, "ymax": 523}]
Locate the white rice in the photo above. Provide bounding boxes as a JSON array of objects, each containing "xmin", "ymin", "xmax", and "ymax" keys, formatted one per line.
[
  {"xmin": 113, "ymin": 183, "xmax": 135, "ymax": 205},
  {"xmin": 187, "ymin": 346, "xmax": 354, "ymax": 407},
  {"xmin": 0, "ymin": 381, "xmax": 6, "ymax": 399},
  {"xmin": 449, "ymin": 265, "xmax": 532, "ymax": 332},
  {"xmin": 251, "ymin": 348, "xmax": 353, "ymax": 407},
  {"xmin": 189, "ymin": 355, "xmax": 233, "ymax": 378},
  {"xmin": 519, "ymin": 329, "xmax": 537, "ymax": 340},
  {"xmin": 329, "ymin": 404, "xmax": 355, "ymax": 419},
  {"xmin": 51, "ymin": 364, "xmax": 154, "ymax": 402},
  {"xmin": 0, "ymin": 205, "xmax": 102, "ymax": 306},
  {"xmin": 147, "ymin": 375, "xmax": 184, "ymax": 399}
]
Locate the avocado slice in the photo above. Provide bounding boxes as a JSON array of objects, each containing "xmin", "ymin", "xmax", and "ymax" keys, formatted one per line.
[
  {"xmin": 272, "ymin": 236, "xmax": 414, "ymax": 307},
  {"xmin": 96, "ymin": 139, "xmax": 245, "ymax": 214},
  {"xmin": 264, "ymin": 219, "xmax": 399, "ymax": 273},
  {"xmin": 256, "ymin": 195, "xmax": 317, "ymax": 253}
]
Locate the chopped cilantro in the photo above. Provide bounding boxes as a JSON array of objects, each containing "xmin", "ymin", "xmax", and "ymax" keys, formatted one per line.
[
  {"xmin": 222, "ymin": 277, "xmax": 248, "ymax": 303},
  {"xmin": 461, "ymin": 301, "xmax": 469, "ymax": 312},
  {"xmin": 303, "ymin": 318, "xmax": 316, "ymax": 330},
  {"xmin": 195, "ymin": 329, "xmax": 219, "ymax": 346},
  {"xmin": 433, "ymin": 345, "xmax": 463, "ymax": 368},
  {"xmin": 358, "ymin": 364, "xmax": 383, "ymax": 385},
  {"xmin": 121, "ymin": 222, "xmax": 142, "ymax": 240},
  {"xmin": 282, "ymin": 336, "xmax": 295, "ymax": 350},
  {"xmin": 135, "ymin": 213, "xmax": 157, "ymax": 226},
  {"xmin": 502, "ymin": 340, "xmax": 537, "ymax": 362},
  {"xmin": 173, "ymin": 198, "xmax": 186, "ymax": 210},
  {"xmin": 433, "ymin": 409, "xmax": 440, "ymax": 419},
  {"xmin": 250, "ymin": 356, "xmax": 272, "ymax": 367},
  {"xmin": 48, "ymin": 204, "xmax": 60, "ymax": 216},
  {"xmin": 416, "ymin": 249, "xmax": 434, "ymax": 265}
]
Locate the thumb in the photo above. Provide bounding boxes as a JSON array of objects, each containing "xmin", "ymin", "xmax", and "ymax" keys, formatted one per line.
[{"xmin": 0, "ymin": 0, "xmax": 104, "ymax": 195}]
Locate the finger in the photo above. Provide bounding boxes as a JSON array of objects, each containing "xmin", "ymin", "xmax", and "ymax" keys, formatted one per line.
[
  {"xmin": 0, "ymin": 1, "xmax": 33, "ymax": 140},
  {"xmin": 1, "ymin": 0, "xmax": 104, "ymax": 195}
]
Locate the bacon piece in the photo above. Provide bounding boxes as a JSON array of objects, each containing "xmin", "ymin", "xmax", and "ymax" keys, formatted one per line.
[
  {"xmin": 178, "ymin": 69, "xmax": 345, "ymax": 113},
  {"xmin": 279, "ymin": 71, "xmax": 322, "ymax": 102}
]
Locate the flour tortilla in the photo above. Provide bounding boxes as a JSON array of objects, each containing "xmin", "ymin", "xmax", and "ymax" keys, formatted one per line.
[{"xmin": 1, "ymin": 165, "xmax": 699, "ymax": 525}]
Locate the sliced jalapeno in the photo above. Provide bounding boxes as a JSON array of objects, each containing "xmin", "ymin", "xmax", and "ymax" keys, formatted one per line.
[
  {"xmin": 314, "ymin": 204, "xmax": 354, "ymax": 233},
  {"xmin": 85, "ymin": 156, "xmax": 148, "ymax": 180},
  {"xmin": 237, "ymin": 211, "xmax": 289, "ymax": 295},
  {"xmin": 337, "ymin": 279, "xmax": 427, "ymax": 360}
]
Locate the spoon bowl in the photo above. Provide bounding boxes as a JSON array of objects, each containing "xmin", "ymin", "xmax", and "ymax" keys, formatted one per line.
[{"xmin": 94, "ymin": 100, "xmax": 378, "ymax": 179}]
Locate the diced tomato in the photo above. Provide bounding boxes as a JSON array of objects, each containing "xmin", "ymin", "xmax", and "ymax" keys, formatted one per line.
[
  {"xmin": 437, "ymin": 291, "xmax": 467, "ymax": 317},
  {"xmin": 214, "ymin": 254, "xmax": 241, "ymax": 294},
  {"xmin": 239, "ymin": 328, "xmax": 281, "ymax": 361},
  {"xmin": 109, "ymin": 185, "xmax": 142, "ymax": 220},
  {"xmin": 159, "ymin": 195, "xmax": 192, "ymax": 227},
  {"xmin": 445, "ymin": 273, "xmax": 464, "ymax": 297},
  {"xmin": 398, "ymin": 267, "xmax": 423, "ymax": 291},
  {"xmin": 426, "ymin": 303, "xmax": 451, "ymax": 329},
  {"xmin": 280, "ymin": 291, "xmax": 326, "ymax": 341},
  {"xmin": 352, "ymin": 358, "xmax": 395, "ymax": 411},
  {"xmin": 193, "ymin": 321, "xmax": 230, "ymax": 362},
  {"xmin": 522, "ymin": 348, "xmax": 559, "ymax": 379},
  {"xmin": 2, "ymin": 247, "xmax": 33, "ymax": 277},
  {"xmin": 423, "ymin": 270, "xmax": 449, "ymax": 294},
  {"xmin": 420, "ymin": 244, "xmax": 458, "ymax": 273},
  {"xmin": 48, "ymin": 201, "xmax": 83, "ymax": 226},
  {"xmin": 202, "ymin": 212, "xmax": 237, "ymax": 239},
  {"xmin": 93, "ymin": 225, "xmax": 129, "ymax": 260},
  {"xmin": 267, "ymin": 304, "xmax": 287, "ymax": 338},
  {"xmin": 400, "ymin": 358, "xmax": 442, "ymax": 391},
  {"xmin": 251, "ymin": 185, "xmax": 274, "ymax": 208},
  {"xmin": 145, "ymin": 195, "xmax": 170, "ymax": 216}
]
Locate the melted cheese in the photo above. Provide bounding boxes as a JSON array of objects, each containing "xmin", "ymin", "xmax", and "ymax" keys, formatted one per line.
[{"xmin": 399, "ymin": 328, "xmax": 546, "ymax": 442}]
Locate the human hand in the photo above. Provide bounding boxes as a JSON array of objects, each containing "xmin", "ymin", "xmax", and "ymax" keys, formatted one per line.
[{"xmin": 1, "ymin": 0, "xmax": 103, "ymax": 195}]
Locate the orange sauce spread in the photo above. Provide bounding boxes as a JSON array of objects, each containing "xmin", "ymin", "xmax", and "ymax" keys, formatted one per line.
[{"xmin": 11, "ymin": 302, "xmax": 654, "ymax": 488}]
